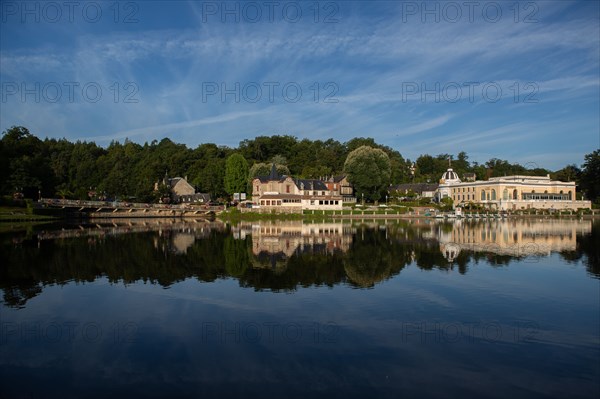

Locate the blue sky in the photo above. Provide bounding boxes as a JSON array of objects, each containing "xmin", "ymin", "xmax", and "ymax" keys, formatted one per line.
[{"xmin": 1, "ymin": 0, "xmax": 598, "ymax": 169}]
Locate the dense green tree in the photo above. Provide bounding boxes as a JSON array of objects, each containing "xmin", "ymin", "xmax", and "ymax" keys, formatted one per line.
[
  {"xmin": 552, "ymin": 164, "xmax": 581, "ymax": 183},
  {"xmin": 415, "ymin": 154, "xmax": 438, "ymax": 181},
  {"xmin": 344, "ymin": 146, "xmax": 391, "ymax": 202},
  {"xmin": 224, "ymin": 153, "xmax": 249, "ymax": 196},
  {"xmin": 580, "ymin": 150, "xmax": 600, "ymax": 203},
  {"xmin": 0, "ymin": 126, "xmax": 592, "ymax": 204}
]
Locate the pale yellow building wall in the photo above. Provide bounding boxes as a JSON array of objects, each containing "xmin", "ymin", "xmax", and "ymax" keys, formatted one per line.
[
  {"xmin": 439, "ymin": 219, "xmax": 591, "ymax": 256},
  {"xmin": 445, "ymin": 178, "xmax": 587, "ymax": 210}
]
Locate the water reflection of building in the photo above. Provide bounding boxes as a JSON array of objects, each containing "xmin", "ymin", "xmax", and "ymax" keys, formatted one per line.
[
  {"xmin": 249, "ymin": 222, "xmax": 354, "ymax": 259},
  {"xmin": 157, "ymin": 224, "xmax": 223, "ymax": 254},
  {"xmin": 436, "ymin": 219, "xmax": 592, "ymax": 261},
  {"xmin": 170, "ymin": 232, "xmax": 196, "ymax": 254},
  {"xmin": 35, "ymin": 219, "xmax": 224, "ymax": 242}
]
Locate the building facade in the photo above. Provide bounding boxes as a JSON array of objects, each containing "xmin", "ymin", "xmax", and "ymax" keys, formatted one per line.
[
  {"xmin": 434, "ymin": 168, "xmax": 591, "ymax": 211},
  {"xmin": 251, "ymin": 165, "xmax": 343, "ymax": 211},
  {"xmin": 157, "ymin": 174, "xmax": 211, "ymax": 204},
  {"xmin": 325, "ymin": 175, "xmax": 356, "ymax": 203}
]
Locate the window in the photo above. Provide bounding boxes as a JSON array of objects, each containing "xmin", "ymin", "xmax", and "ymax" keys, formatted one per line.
[
  {"xmin": 491, "ymin": 189, "xmax": 496, "ymax": 200},
  {"xmin": 481, "ymin": 190, "xmax": 486, "ymax": 201},
  {"xmin": 286, "ymin": 185, "xmax": 290, "ymax": 193},
  {"xmin": 503, "ymin": 189, "xmax": 508, "ymax": 200},
  {"xmin": 513, "ymin": 189, "xmax": 518, "ymax": 200}
]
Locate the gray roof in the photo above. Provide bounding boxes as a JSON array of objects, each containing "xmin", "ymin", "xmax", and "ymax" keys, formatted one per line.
[
  {"xmin": 256, "ymin": 164, "xmax": 288, "ymax": 183},
  {"xmin": 331, "ymin": 175, "xmax": 347, "ymax": 183},
  {"xmin": 166, "ymin": 177, "xmax": 183, "ymax": 188},
  {"xmin": 293, "ymin": 179, "xmax": 328, "ymax": 191}
]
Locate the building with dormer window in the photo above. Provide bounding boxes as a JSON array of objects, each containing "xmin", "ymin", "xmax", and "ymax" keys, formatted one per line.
[{"xmin": 251, "ymin": 164, "xmax": 343, "ymax": 211}]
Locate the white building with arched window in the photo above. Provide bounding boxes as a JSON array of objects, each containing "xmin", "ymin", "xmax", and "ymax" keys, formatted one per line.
[{"xmin": 434, "ymin": 168, "xmax": 591, "ymax": 211}]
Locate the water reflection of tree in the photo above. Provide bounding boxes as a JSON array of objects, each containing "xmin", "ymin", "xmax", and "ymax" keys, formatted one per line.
[
  {"xmin": 1, "ymin": 222, "xmax": 598, "ymax": 307},
  {"xmin": 223, "ymin": 236, "xmax": 251, "ymax": 277},
  {"xmin": 344, "ymin": 228, "xmax": 408, "ymax": 288},
  {"xmin": 558, "ymin": 222, "xmax": 599, "ymax": 279}
]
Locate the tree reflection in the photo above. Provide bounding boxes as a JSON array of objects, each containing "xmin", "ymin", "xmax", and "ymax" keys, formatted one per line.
[
  {"xmin": 558, "ymin": 221, "xmax": 599, "ymax": 278},
  {"xmin": 0, "ymin": 219, "xmax": 597, "ymax": 308},
  {"xmin": 344, "ymin": 227, "xmax": 404, "ymax": 288}
]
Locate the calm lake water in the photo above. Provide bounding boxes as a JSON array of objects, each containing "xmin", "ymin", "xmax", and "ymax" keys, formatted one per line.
[{"xmin": 1, "ymin": 218, "xmax": 598, "ymax": 399}]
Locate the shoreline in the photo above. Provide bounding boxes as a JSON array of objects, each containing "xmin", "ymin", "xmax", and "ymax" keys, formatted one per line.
[{"xmin": 1, "ymin": 204, "xmax": 597, "ymax": 223}]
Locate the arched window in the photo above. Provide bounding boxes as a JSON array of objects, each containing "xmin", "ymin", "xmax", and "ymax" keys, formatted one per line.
[
  {"xmin": 481, "ymin": 190, "xmax": 486, "ymax": 201},
  {"xmin": 503, "ymin": 189, "xmax": 508, "ymax": 200},
  {"xmin": 513, "ymin": 189, "xmax": 518, "ymax": 200},
  {"xmin": 568, "ymin": 191, "xmax": 572, "ymax": 200},
  {"xmin": 491, "ymin": 189, "xmax": 496, "ymax": 200}
]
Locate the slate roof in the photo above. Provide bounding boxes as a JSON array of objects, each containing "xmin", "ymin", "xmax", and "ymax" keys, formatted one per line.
[
  {"xmin": 293, "ymin": 179, "xmax": 328, "ymax": 191},
  {"xmin": 255, "ymin": 164, "xmax": 290, "ymax": 183},
  {"xmin": 330, "ymin": 175, "xmax": 347, "ymax": 183},
  {"xmin": 254, "ymin": 164, "xmax": 330, "ymax": 191}
]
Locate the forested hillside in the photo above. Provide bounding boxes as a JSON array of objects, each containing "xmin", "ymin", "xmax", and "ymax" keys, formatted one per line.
[{"xmin": 1, "ymin": 126, "xmax": 596, "ymax": 203}]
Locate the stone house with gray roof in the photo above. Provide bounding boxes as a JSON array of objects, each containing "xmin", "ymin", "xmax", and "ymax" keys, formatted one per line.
[{"xmin": 251, "ymin": 164, "xmax": 342, "ymax": 211}]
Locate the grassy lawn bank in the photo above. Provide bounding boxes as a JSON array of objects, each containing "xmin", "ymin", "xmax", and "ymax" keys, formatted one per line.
[{"xmin": 0, "ymin": 206, "xmax": 57, "ymax": 222}]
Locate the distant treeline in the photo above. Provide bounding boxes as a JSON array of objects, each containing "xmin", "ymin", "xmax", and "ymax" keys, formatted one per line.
[{"xmin": 0, "ymin": 126, "xmax": 597, "ymax": 202}]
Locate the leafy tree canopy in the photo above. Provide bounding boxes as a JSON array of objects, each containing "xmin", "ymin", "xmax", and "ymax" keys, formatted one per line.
[
  {"xmin": 0, "ymin": 126, "xmax": 591, "ymax": 202},
  {"xmin": 344, "ymin": 145, "xmax": 391, "ymax": 202}
]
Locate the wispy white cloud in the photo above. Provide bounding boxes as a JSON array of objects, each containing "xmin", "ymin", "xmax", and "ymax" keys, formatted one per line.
[
  {"xmin": 0, "ymin": 1, "xmax": 598, "ymax": 168},
  {"xmin": 87, "ymin": 111, "xmax": 266, "ymax": 142},
  {"xmin": 397, "ymin": 115, "xmax": 454, "ymax": 136}
]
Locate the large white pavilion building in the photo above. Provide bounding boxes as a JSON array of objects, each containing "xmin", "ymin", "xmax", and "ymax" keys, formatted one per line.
[{"xmin": 435, "ymin": 167, "xmax": 591, "ymax": 211}]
